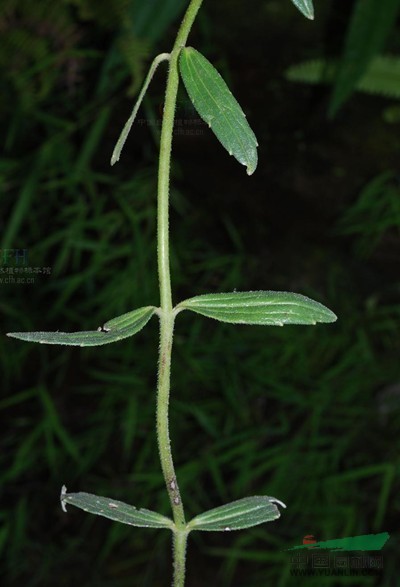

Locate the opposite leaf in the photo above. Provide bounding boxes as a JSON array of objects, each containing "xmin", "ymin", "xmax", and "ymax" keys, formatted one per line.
[
  {"xmin": 179, "ymin": 47, "xmax": 258, "ymax": 175},
  {"xmin": 111, "ymin": 52, "xmax": 170, "ymax": 166},
  {"xmin": 188, "ymin": 496, "xmax": 286, "ymax": 532},
  {"xmin": 290, "ymin": 0, "xmax": 314, "ymax": 20},
  {"xmin": 177, "ymin": 291, "xmax": 337, "ymax": 326},
  {"xmin": 7, "ymin": 306, "xmax": 156, "ymax": 347},
  {"xmin": 61, "ymin": 486, "xmax": 174, "ymax": 529}
]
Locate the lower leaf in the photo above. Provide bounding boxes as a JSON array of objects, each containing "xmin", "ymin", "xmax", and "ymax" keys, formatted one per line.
[
  {"xmin": 187, "ymin": 496, "xmax": 286, "ymax": 532},
  {"xmin": 60, "ymin": 486, "xmax": 174, "ymax": 530},
  {"xmin": 7, "ymin": 306, "xmax": 156, "ymax": 346}
]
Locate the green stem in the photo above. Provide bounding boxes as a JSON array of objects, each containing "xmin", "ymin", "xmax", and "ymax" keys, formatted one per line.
[
  {"xmin": 173, "ymin": 530, "xmax": 190, "ymax": 587},
  {"xmin": 156, "ymin": 0, "xmax": 203, "ymax": 585}
]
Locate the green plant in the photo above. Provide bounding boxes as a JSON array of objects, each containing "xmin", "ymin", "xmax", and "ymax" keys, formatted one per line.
[
  {"xmin": 285, "ymin": 55, "xmax": 400, "ymax": 101},
  {"xmin": 6, "ymin": 1, "xmax": 340, "ymax": 585},
  {"xmin": 328, "ymin": 0, "xmax": 400, "ymax": 117},
  {"xmin": 285, "ymin": 0, "xmax": 400, "ymax": 117},
  {"xmin": 337, "ymin": 171, "xmax": 400, "ymax": 257}
]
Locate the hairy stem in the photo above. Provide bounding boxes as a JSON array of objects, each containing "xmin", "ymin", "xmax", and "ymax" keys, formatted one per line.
[{"xmin": 156, "ymin": 0, "xmax": 203, "ymax": 585}]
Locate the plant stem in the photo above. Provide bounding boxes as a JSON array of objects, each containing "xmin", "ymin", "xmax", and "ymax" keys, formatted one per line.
[
  {"xmin": 156, "ymin": 0, "xmax": 203, "ymax": 585},
  {"xmin": 173, "ymin": 530, "xmax": 190, "ymax": 587}
]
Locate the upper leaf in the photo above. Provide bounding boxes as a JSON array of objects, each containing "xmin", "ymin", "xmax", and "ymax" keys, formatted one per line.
[
  {"xmin": 177, "ymin": 291, "xmax": 337, "ymax": 326},
  {"xmin": 290, "ymin": 0, "xmax": 314, "ymax": 20},
  {"xmin": 61, "ymin": 486, "xmax": 174, "ymax": 529},
  {"xmin": 187, "ymin": 496, "xmax": 286, "ymax": 532},
  {"xmin": 7, "ymin": 306, "xmax": 156, "ymax": 346},
  {"xmin": 111, "ymin": 52, "xmax": 170, "ymax": 166},
  {"xmin": 179, "ymin": 47, "xmax": 258, "ymax": 176}
]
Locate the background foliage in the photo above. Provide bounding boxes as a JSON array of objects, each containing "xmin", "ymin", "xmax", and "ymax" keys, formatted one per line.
[{"xmin": 1, "ymin": 0, "xmax": 399, "ymax": 585}]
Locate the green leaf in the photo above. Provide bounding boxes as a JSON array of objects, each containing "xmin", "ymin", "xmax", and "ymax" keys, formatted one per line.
[
  {"xmin": 102, "ymin": 307, "xmax": 155, "ymax": 330},
  {"xmin": 7, "ymin": 306, "xmax": 156, "ymax": 346},
  {"xmin": 290, "ymin": 0, "xmax": 314, "ymax": 20},
  {"xmin": 187, "ymin": 496, "xmax": 286, "ymax": 532},
  {"xmin": 179, "ymin": 47, "xmax": 258, "ymax": 176},
  {"xmin": 177, "ymin": 291, "xmax": 337, "ymax": 326},
  {"xmin": 111, "ymin": 53, "xmax": 170, "ymax": 166},
  {"xmin": 60, "ymin": 486, "xmax": 174, "ymax": 529}
]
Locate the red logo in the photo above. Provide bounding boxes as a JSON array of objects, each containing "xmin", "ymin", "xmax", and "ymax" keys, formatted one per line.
[{"xmin": 303, "ymin": 534, "xmax": 317, "ymax": 545}]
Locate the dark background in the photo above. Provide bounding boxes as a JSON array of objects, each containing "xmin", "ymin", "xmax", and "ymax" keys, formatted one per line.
[{"xmin": 1, "ymin": 0, "xmax": 399, "ymax": 585}]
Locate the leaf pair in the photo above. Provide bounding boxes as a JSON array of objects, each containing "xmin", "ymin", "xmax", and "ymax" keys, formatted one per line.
[
  {"xmin": 61, "ymin": 486, "xmax": 286, "ymax": 533},
  {"xmin": 112, "ymin": 3, "xmax": 314, "ymax": 173},
  {"xmin": 7, "ymin": 291, "xmax": 336, "ymax": 346},
  {"xmin": 111, "ymin": 48, "xmax": 259, "ymax": 176}
]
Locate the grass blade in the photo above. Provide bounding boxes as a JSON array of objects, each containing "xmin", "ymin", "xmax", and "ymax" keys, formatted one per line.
[{"xmin": 329, "ymin": 0, "xmax": 400, "ymax": 116}]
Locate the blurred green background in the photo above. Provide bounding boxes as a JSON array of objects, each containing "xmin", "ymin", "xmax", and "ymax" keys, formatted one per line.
[{"xmin": 1, "ymin": 0, "xmax": 399, "ymax": 585}]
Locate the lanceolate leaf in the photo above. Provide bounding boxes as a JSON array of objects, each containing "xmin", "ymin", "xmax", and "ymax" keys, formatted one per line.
[
  {"xmin": 111, "ymin": 52, "xmax": 170, "ymax": 166},
  {"xmin": 179, "ymin": 47, "xmax": 258, "ymax": 176},
  {"xmin": 188, "ymin": 496, "xmax": 286, "ymax": 532},
  {"xmin": 290, "ymin": 0, "xmax": 314, "ymax": 20},
  {"xmin": 61, "ymin": 487, "xmax": 174, "ymax": 530},
  {"xmin": 7, "ymin": 306, "xmax": 156, "ymax": 347},
  {"xmin": 177, "ymin": 291, "xmax": 337, "ymax": 326}
]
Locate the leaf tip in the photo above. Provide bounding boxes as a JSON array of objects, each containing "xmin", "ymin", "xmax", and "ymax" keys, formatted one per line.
[
  {"xmin": 324, "ymin": 309, "xmax": 338, "ymax": 323},
  {"xmin": 246, "ymin": 163, "xmax": 257, "ymax": 176},
  {"xmin": 6, "ymin": 332, "xmax": 22, "ymax": 340},
  {"xmin": 60, "ymin": 485, "xmax": 68, "ymax": 513},
  {"xmin": 270, "ymin": 497, "xmax": 287, "ymax": 510},
  {"xmin": 292, "ymin": 0, "xmax": 314, "ymax": 20}
]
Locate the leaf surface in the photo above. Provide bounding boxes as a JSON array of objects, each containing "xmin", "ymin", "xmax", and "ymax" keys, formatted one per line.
[
  {"xmin": 179, "ymin": 47, "xmax": 258, "ymax": 175},
  {"xmin": 177, "ymin": 291, "xmax": 337, "ymax": 326},
  {"xmin": 7, "ymin": 306, "xmax": 156, "ymax": 346},
  {"xmin": 188, "ymin": 496, "xmax": 286, "ymax": 532},
  {"xmin": 61, "ymin": 487, "xmax": 174, "ymax": 529}
]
